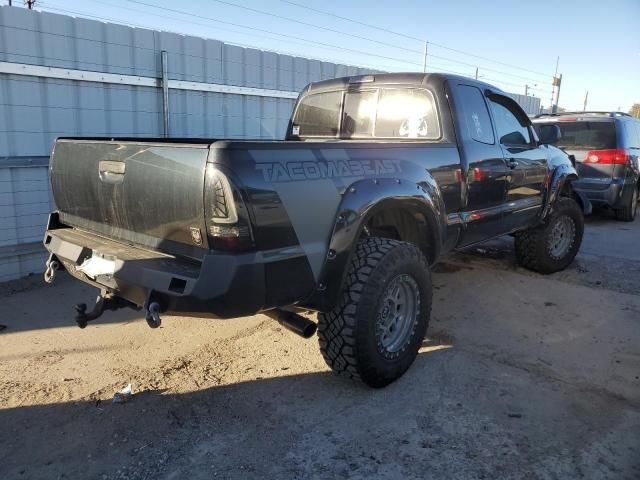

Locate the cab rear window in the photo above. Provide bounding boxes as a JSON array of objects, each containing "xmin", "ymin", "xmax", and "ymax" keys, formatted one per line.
[
  {"xmin": 543, "ymin": 121, "xmax": 616, "ymax": 149},
  {"xmin": 292, "ymin": 88, "xmax": 440, "ymax": 140},
  {"xmin": 293, "ymin": 91, "xmax": 342, "ymax": 137}
]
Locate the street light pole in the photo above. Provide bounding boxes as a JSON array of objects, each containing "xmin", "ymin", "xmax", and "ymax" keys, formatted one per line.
[
  {"xmin": 583, "ymin": 91, "xmax": 589, "ymax": 111},
  {"xmin": 422, "ymin": 41, "xmax": 428, "ymax": 73}
]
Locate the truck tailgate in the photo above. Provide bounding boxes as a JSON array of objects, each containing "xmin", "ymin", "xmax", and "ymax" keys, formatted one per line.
[{"xmin": 51, "ymin": 139, "xmax": 210, "ymax": 258}]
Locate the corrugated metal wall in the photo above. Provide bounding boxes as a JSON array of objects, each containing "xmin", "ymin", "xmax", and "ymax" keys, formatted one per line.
[
  {"xmin": 0, "ymin": 6, "xmax": 374, "ymax": 282},
  {"xmin": 508, "ymin": 92, "xmax": 542, "ymax": 116}
]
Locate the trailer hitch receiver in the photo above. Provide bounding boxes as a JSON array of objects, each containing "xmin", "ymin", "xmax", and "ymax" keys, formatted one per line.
[{"xmin": 74, "ymin": 291, "xmax": 139, "ymax": 328}]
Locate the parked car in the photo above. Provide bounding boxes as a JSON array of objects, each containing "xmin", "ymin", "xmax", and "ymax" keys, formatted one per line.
[
  {"xmin": 42, "ymin": 73, "xmax": 590, "ymax": 387},
  {"xmin": 533, "ymin": 112, "xmax": 640, "ymax": 221}
]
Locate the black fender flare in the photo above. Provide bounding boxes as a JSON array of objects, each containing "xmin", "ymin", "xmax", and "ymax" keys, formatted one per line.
[
  {"xmin": 304, "ymin": 176, "xmax": 446, "ymax": 311},
  {"xmin": 540, "ymin": 165, "xmax": 591, "ymax": 221}
]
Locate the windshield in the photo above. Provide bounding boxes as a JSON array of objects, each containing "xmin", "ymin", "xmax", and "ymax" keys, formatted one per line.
[
  {"xmin": 291, "ymin": 87, "xmax": 440, "ymax": 140},
  {"xmin": 539, "ymin": 121, "xmax": 616, "ymax": 149}
]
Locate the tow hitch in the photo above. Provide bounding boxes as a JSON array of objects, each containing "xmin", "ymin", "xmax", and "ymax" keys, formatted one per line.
[
  {"xmin": 74, "ymin": 292, "xmax": 140, "ymax": 329},
  {"xmin": 73, "ymin": 292, "xmax": 163, "ymax": 330}
]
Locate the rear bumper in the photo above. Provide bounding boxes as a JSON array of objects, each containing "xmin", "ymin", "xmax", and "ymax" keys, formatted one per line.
[
  {"xmin": 572, "ymin": 177, "xmax": 634, "ymax": 208},
  {"xmin": 44, "ymin": 217, "xmax": 266, "ymax": 319}
]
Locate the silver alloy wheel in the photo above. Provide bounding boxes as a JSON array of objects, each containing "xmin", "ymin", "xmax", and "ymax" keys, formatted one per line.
[
  {"xmin": 548, "ymin": 215, "xmax": 575, "ymax": 259},
  {"xmin": 376, "ymin": 274, "xmax": 420, "ymax": 356}
]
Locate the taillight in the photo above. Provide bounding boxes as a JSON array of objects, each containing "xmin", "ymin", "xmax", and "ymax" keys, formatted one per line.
[
  {"xmin": 584, "ymin": 148, "xmax": 629, "ymax": 165},
  {"xmin": 204, "ymin": 165, "xmax": 253, "ymax": 251}
]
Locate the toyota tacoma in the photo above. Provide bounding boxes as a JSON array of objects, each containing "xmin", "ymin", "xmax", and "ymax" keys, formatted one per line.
[{"xmin": 42, "ymin": 73, "xmax": 590, "ymax": 387}]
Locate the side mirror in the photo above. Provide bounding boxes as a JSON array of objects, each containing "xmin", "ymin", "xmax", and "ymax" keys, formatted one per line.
[{"xmin": 537, "ymin": 124, "xmax": 561, "ymax": 145}]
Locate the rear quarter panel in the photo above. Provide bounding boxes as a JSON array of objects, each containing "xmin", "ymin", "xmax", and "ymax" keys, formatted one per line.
[{"xmin": 209, "ymin": 141, "xmax": 462, "ymax": 290}]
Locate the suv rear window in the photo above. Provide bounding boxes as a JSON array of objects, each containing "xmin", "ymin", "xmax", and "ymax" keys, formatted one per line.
[
  {"xmin": 541, "ymin": 121, "xmax": 616, "ymax": 149},
  {"xmin": 292, "ymin": 87, "xmax": 440, "ymax": 140}
]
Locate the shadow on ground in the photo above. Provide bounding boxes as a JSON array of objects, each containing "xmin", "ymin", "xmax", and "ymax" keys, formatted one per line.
[{"xmin": 1, "ymin": 344, "xmax": 638, "ymax": 480}]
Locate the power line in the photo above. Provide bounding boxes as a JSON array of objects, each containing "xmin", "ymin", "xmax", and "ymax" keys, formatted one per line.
[
  {"xmin": 42, "ymin": 0, "xmax": 422, "ymax": 68},
  {"xmin": 37, "ymin": 0, "xmax": 549, "ymax": 95},
  {"xmin": 280, "ymin": 0, "xmax": 553, "ymax": 79},
  {"xmin": 124, "ymin": 0, "xmax": 548, "ymax": 85},
  {"xmin": 129, "ymin": 0, "xmax": 425, "ymax": 57},
  {"xmin": 201, "ymin": 0, "xmax": 551, "ymax": 84},
  {"xmin": 279, "ymin": 0, "xmax": 554, "ymax": 79},
  {"xmin": 36, "ymin": 3, "xmax": 424, "ymax": 75}
]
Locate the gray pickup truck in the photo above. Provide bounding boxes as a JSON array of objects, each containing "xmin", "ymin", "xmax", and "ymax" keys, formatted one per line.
[{"xmin": 43, "ymin": 73, "xmax": 590, "ymax": 387}]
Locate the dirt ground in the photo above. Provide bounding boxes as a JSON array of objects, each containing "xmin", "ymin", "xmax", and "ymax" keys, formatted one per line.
[{"xmin": 1, "ymin": 211, "xmax": 639, "ymax": 480}]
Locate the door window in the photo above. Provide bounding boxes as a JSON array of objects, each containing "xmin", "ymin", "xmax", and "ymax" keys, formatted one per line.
[
  {"xmin": 456, "ymin": 85, "xmax": 494, "ymax": 144},
  {"xmin": 488, "ymin": 96, "xmax": 532, "ymax": 146}
]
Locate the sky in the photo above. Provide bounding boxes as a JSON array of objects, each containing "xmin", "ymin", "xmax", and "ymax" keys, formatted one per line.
[{"xmin": 29, "ymin": 0, "xmax": 640, "ymax": 112}]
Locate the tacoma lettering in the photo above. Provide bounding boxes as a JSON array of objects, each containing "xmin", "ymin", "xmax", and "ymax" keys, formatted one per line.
[{"xmin": 256, "ymin": 159, "xmax": 402, "ymax": 182}]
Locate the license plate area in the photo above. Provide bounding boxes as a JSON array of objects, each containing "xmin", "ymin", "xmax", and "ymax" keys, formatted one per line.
[{"xmin": 76, "ymin": 252, "xmax": 116, "ymax": 279}]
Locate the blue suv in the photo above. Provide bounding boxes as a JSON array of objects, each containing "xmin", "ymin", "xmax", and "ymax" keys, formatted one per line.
[{"xmin": 534, "ymin": 112, "xmax": 640, "ymax": 221}]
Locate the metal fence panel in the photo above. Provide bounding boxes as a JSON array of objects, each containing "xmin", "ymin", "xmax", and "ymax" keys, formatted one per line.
[{"xmin": 0, "ymin": 6, "xmax": 374, "ymax": 281}]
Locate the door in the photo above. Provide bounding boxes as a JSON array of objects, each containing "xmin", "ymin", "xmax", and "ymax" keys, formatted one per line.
[
  {"xmin": 452, "ymin": 84, "xmax": 510, "ymax": 245},
  {"xmin": 486, "ymin": 94, "xmax": 547, "ymax": 231}
]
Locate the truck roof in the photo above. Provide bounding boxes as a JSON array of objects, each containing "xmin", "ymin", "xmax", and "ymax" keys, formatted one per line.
[
  {"xmin": 303, "ymin": 72, "xmax": 505, "ymax": 95},
  {"xmin": 534, "ymin": 111, "xmax": 631, "ymax": 120}
]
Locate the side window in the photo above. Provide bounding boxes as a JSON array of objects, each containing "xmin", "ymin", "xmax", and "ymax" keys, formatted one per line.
[
  {"xmin": 456, "ymin": 85, "xmax": 494, "ymax": 144},
  {"xmin": 488, "ymin": 96, "xmax": 532, "ymax": 146}
]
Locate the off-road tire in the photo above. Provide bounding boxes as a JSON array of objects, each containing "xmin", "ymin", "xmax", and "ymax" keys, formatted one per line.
[
  {"xmin": 615, "ymin": 186, "xmax": 638, "ymax": 222},
  {"xmin": 515, "ymin": 197, "xmax": 584, "ymax": 274},
  {"xmin": 317, "ymin": 237, "xmax": 432, "ymax": 388}
]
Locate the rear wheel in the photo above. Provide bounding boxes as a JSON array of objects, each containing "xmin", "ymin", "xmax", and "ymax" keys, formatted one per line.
[
  {"xmin": 317, "ymin": 237, "xmax": 432, "ymax": 388},
  {"xmin": 615, "ymin": 186, "xmax": 638, "ymax": 222},
  {"xmin": 515, "ymin": 197, "xmax": 584, "ymax": 274}
]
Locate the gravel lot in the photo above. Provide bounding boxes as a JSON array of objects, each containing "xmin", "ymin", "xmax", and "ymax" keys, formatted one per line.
[{"xmin": 1, "ymin": 211, "xmax": 639, "ymax": 480}]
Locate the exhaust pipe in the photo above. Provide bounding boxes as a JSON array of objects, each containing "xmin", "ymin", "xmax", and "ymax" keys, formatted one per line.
[{"xmin": 265, "ymin": 309, "xmax": 317, "ymax": 339}]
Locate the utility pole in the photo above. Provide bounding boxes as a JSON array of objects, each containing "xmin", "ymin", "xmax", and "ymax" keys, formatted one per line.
[
  {"xmin": 583, "ymin": 91, "xmax": 589, "ymax": 111},
  {"xmin": 422, "ymin": 41, "xmax": 428, "ymax": 73},
  {"xmin": 551, "ymin": 74, "xmax": 562, "ymax": 113},
  {"xmin": 525, "ymin": 84, "xmax": 529, "ymax": 96},
  {"xmin": 548, "ymin": 56, "xmax": 560, "ymax": 112},
  {"xmin": 475, "ymin": 67, "xmax": 479, "ymax": 80}
]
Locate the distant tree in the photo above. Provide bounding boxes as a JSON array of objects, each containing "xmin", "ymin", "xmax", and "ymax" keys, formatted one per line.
[{"xmin": 629, "ymin": 103, "xmax": 640, "ymax": 118}]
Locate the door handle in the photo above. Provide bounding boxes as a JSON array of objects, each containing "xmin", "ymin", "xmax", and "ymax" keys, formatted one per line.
[
  {"xmin": 98, "ymin": 160, "xmax": 126, "ymax": 184},
  {"xmin": 505, "ymin": 158, "xmax": 518, "ymax": 169}
]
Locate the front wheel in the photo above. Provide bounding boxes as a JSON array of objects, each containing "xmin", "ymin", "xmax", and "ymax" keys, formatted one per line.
[
  {"xmin": 515, "ymin": 197, "xmax": 584, "ymax": 274},
  {"xmin": 317, "ymin": 237, "xmax": 432, "ymax": 388}
]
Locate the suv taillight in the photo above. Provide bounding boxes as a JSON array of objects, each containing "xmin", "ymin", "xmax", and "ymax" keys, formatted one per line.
[
  {"xmin": 584, "ymin": 148, "xmax": 629, "ymax": 165},
  {"xmin": 204, "ymin": 165, "xmax": 253, "ymax": 251}
]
